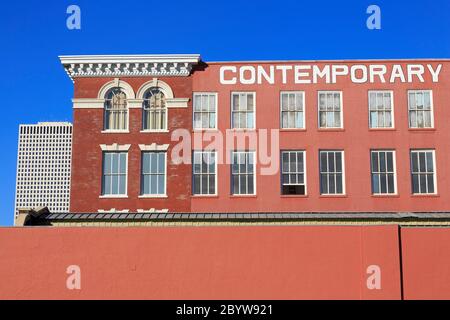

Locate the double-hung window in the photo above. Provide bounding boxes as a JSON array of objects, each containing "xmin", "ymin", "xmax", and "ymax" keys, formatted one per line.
[
  {"xmin": 192, "ymin": 151, "xmax": 217, "ymax": 195},
  {"xmin": 104, "ymin": 88, "xmax": 128, "ymax": 131},
  {"xmin": 371, "ymin": 150, "xmax": 396, "ymax": 194},
  {"xmin": 281, "ymin": 151, "xmax": 306, "ymax": 195},
  {"xmin": 319, "ymin": 150, "xmax": 344, "ymax": 195},
  {"xmin": 231, "ymin": 92, "xmax": 255, "ymax": 129},
  {"xmin": 193, "ymin": 93, "xmax": 217, "ymax": 130},
  {"xmin": 141, "ymin": 152, "xmax": 166, "ymax": 196},
  {"xmin": 142, "ymin": 88, "xmax": 167, "ymax": 131},
  {"xmin": 369, "ymin": 91, "xmax": 394, "ymax": 128},
  {"xmin": 410, "ymin": 150, "xmax": 436, "ymax": 194},
  {"xmin": 231, "ymin": 151, "xmax": 255, "ymax": 195},
  {"xmin": 408, "ymin": 90, "xmax": 434, "ymax": 128},
  {"xmin": 281, "ymin": 92, "xmax": 305, "ymax": 129},
  {"xmin": 102, "ymin": 152, "xmax": 127, "ymax": 196},
  {"xmin": 318, "ymin": 91, "xmax": 343, "ymax": 128}
]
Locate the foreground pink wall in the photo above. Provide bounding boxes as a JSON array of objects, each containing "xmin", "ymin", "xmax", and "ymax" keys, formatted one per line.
[
  {"xmin": 401, "ymin": 227, "xmax": 450, "ymax": 300},
  {"xmin": 0, "ymin": 225, "xmax": 402, "ymax": 299}
]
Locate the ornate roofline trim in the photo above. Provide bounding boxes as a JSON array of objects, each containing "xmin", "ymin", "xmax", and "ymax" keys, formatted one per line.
[
  {"xmin": 136, "ymin": 78, "xmax": 174, "ymax": 99},
  {"xmin": 59, "ymin": 54, "xmax": 201, "ymax": 82}
]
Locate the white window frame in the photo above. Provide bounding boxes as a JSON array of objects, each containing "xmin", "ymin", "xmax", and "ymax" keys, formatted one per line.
[
  {"xmin": 407, "ymin": 90, "xmax": 434, "ymax": 129},
  {"xmin": 192, "ymin": 150, "xmax": 218, "ymax": 196},
  {"xmin": 410, "ymin": 149, "xmax": 437, "ymax": 195},
  {"xmin": 193, "ymin": 92, "xmax": 218, "ymax": 130},
  {"xmin": 103, "ymin": 88, "xmax": 130, "ymax": 133},
  {"xmin": 281, "ymin": 150, "xmax": 307, "ymax": 195},
  {"xmin": 231, "ymin": 151, "xmax": 256, "ymax": 195},
  {"xmin": 368, "ymin": 90, "xmax": 395, "ymax": 129},
  {"xmin": 319, "ymin": 150, "xmax": 346, "ymax": 195},
  {"xmin": 139, "ymin": 151, "xmax": 167, "ymax": 198},
  {"xmin": 280, "ymin": 91, "xmax": 306, "ymax": 129},
  {"xmin": 141, "ymin": 88, "xmax": 169, "ymax": 133},
  {"xmin": 370, "ymin": 150, "xmax": 397, "ymax": 195},
  {"xmin": 231, "ymin": 92, "xmax": 256, "ymax": 130},
  {"xmin": 318, "ymin": 91, "xmax": 344, "ymax": 129},
  {"xmin": 100, "ymin": 152, "xmax": 128, "ymax": 198}
]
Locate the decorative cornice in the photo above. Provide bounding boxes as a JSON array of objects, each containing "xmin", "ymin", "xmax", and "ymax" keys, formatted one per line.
[{"xmin": 59, "ymin": 54, "xmax": 201, "ymax": 81}]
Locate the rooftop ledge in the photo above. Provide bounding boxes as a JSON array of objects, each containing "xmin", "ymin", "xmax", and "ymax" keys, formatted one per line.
[{"xmin": 59, "ymin": 54, "xmax": 202, "ymax": 82}]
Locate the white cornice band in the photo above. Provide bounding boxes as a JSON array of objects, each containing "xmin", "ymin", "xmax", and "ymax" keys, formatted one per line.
[
  {"xmin": 137, "ymin": 209, "xmax": 169, "ymax": 213},
  {"xmin": 138, "ymin": 143, "xmax": 169, "ymax": 151},
  {"xmin": 60, "ymin": 54, "xmax": 201, "ymax": 82}
]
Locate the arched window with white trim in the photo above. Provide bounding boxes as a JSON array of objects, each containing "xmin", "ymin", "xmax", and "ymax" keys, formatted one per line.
[
  {"xmin": 142, "ymin": 87, "xmax": 167, "ymax": 131},
  {"xmin": 104, "ymin": 88, "xmax": 128, "ymax": 131}
]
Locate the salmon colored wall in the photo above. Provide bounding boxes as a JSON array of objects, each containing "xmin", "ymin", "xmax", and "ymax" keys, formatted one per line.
[
  {"xmin": 191, "ymin": 61, "xmax": 450, "ymax": 213},
  {"xmin": 0, "ymin": 225, "xmax": 400, "ymax": 300},
  {"xmin": 70, "ymin": 77, "xmax": 193, "ymax": 212},
  {"xmin": 401, "ymin": 227, "xmax": 450, "ymax": 300}
]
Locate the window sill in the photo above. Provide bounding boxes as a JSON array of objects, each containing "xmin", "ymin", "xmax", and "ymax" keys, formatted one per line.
[
  {"xmin": 408, "ymin": 128, "xmax": 436, "ymax": 132},
  {"xmin": 280, "ymin": 128, "xmax": 307, "ymax": 132},
  {"xmin": 230, "ymin": 194, "xmax": 257, "ymax": 198},
  {"xmin": 411, "ymin": 193, "xmax": 439, "ymax": 198},
  {"xmin": 280, "ymin": 194, "xmax": 308, "ymax": 198},
  {"xmin": 192, "ymin": 129, "xmax": 219, "ymax": 133},
  {"xmin": 140, "ymin": 130, "xmax": 169, "ymax": 133},
  {"xmin": 99, "ymin": 195, "xmax": 128, "ymax": 199},
  {"xmin": 372, "ymin": 194, "xmax": 400, "ymax": 198},
  {"xmin": 138, "ymin": 195, "xmax": 168, "ymax": 198},
  {"xmin": 317, "ymin": 128, "xmax": 345, "ymax": 132},
  {"xmin": 229, "ymin": 128, "xmax": 256, "ymax": 132},
  {"xmin": 319, "ymin": 194, "xmax": 347, "ymax": 198},
  {"xmin": 191, "ymin": 194, "xmax": 219, "ymax": 198},
  {"xmin": 369, "ymin": 128, "xmax": 396, "ymax": 131},
  {"xmin": 101, "ymin": 130, "xmax": 130, "ymax": 134}
]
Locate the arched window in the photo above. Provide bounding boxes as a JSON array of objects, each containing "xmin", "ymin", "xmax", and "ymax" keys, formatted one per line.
[
  {"xmin": 142, "ymin": 87, "xmax": 167, "ymax": 131},
  {"xmin": 104, "ymin": 88, "xmax": 128, "ymax": 130}
]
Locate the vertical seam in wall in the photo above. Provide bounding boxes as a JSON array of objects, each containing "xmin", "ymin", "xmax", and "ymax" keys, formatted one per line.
[{"xmin": 398, "ymin": 225, "xmax": 405, "ymax": 300}]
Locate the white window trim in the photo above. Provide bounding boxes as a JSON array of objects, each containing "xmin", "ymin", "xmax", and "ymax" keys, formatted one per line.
[
  {"xmin": 136, "ymin": 208, "xmax": 169, "ymax": 213},
  {"xmin": 231, "ymin": 150, "xmax": 257, "ymax": 196},
  {"xmin": 231, "ymin": 92, "xmax": 256, "ymax": 130},
  {"xmin": 410, "ymin": 149, "xmax": 437, "ymax": 195},
  {"xmin": 368, "ymin": 90, "xmax": 395, "ymax": 129},
  {"xmin": 140, "ymin": 151, "xmax": 167, "ymax": 197},
  {"xmin": 319, "ymin": 150, "xmax": 346, "ymax": 195},
  {"xmin": 193, "ymin": 92, "xmax": 218, "ymax": 131},
  {"xmin": 317, "ymin": 91, "xmax": 344, "ymax": 129},
  {"xmin": 281, "ymin": 150, "xmax": 307, "ymax": 195},
  {"xmin": 100, "ymin": 143, "xmax": 131, "ymax": 151},
  {"xmin": 138, "ymin": 144, "xmax": 169, "ymax": 151},
  {"xmin": 97, "ymin": 209, "xmax": 130, "ymax": 213},
  {"xmin": 100, "ymin": 151, "xmax": 128, "ymax": 198},
  {"xmin": 192, "ymin": 150, "xmax": 218, "ymax": 196},
  {"xmin": 280, "ymin": 91, "xmax": 306, "ymax": 130},
  {"xmin": 407, "ymin": 90, "xmax": 434, "ymax": 129},
  {"xmin": 370, "ymin": 149, "xmax": 398, "ymax": 195}
]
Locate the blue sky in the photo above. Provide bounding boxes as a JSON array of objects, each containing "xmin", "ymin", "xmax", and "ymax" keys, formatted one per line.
[{"xmin": 0, "ymin": 0, "xmax": 449, "ymax": 226}]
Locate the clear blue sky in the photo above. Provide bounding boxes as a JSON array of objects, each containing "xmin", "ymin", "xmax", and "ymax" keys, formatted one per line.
[{"xmin": 0, "ymin": 0, "xmax": 449, "ymax": 226}]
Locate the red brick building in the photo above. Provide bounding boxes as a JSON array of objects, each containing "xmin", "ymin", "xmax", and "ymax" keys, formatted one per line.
[{"xmin": 60, "ymin": 55, "xmax": 450, "ymax": 214}]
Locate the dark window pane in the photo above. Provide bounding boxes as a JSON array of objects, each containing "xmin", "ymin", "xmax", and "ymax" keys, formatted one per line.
[
  {"xmin": 320, "ymin": 173, "xmax": 328, "ymax": 194},
  {"xmin": 386, "ymin": 152, "xmax": 394, "ymax": 172},
  {"xmin": 379, "ymin": 152, "xmax": 386, "ymax": 172},
  {"xmin": 380, "ymin": 173, "xmax": 387, "ymax": 193},
  {"xmin": 193, "ymin": 175, "xmax": 200, "ymax": 194},
  {"xmin": 371, "ymin": 152, "xmax": 379, "ymax": 172},
  {"xmin": 412, "ymin": 174, "xmax": 419, "ymax": 193},
  {"xmin": 419, "ymin": 174, "xmax": 427, "ymax": 193},
  {"xmin": 419, "ymin": 153, "xmax": 426, "ymax": 172},
  {"xmin": 427, "ymin": 174, "xmax": 435, "ymax": 193},
  {"xmin": 426, "ymin": 152, "xmax": 434, "ymax": 172},
  {"xmin": 335, "ymin": 152, "xmax": 342, "ymax": 172},
  {"xmin": 411, "ymin": 153, "xmax": 418, "ymax": 172},
  {"xmin": 372, "ymin": 174, "xmax": 380, "ymax": 194},
  {"xmin": 328, "ymin": 174, "xmax": 336, "ymax": 194},
  {"xmin": 320, "ymin": 152, "xmax": 327, "ymax": 172},
  {"xmin": 388, "ymin": 174, "xmax": 395, "ymax": 193},
  {"xmin": 336, "ymin": 174, "xmax": 343, "ymax": 194}
]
